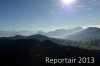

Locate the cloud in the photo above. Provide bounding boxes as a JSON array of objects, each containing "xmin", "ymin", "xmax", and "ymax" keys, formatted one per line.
[
  {"xmin": 77, "ymin": 5, "xmax": 86, "ymax": 8},
  {"xmin": 87, "ymin": 8, "xmax": 92, "ymax": 10},
  {"xmin": 76, "ymin": 0, "xmax": 100, "ymax": 11},
  {"xmin": 76, "ymin": 5, "xmax": 92, "ymax": 11},
  {"xmin": 91, "ymin": 0, "xmax": 97, "ymax": 3},
  {"xmin": 90, "ymin": 0, "xmax": 100, "ymax": 6}
]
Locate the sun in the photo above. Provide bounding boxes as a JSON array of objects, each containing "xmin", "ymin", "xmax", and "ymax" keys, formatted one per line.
[{"xmin": 62, "ymin": 0, "xmax": 76, "ymax": 5}]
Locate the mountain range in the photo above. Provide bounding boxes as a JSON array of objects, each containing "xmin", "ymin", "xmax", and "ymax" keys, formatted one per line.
[
  {"xmin": 1, "ymin": 34, "xmax": 78, "ymax": 46},
  {"xmin": 37, "ymin": 27, "xmax": 100, "ymax": 41},
  {"xmin": 37, "ymin": 27, "xmax": 83, "ymax": 38},
  {"xmin": 1, "ymin": 27, "xmax": 100, "ymax": 41},
  {"xmin": 65, "ymin": 27, "xmax": 100, "ymax": 40},
  {"xmin": 13, "ymin": 27, "xmax": 100, "ymax": 50},
  {"xmin": 0, "ymin": 28, "xmax": 100, "ymax": 65},
  {"xmin": 0, "ymin": 30, "xmax": 36, "ymax": 37}
]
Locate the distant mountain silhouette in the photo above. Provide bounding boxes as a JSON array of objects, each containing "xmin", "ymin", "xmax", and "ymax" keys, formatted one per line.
[
  {"xmin": 37, "ymin": 27, "xmax": 83, "ymax": 38},
  {"xmin": 65, "ymin": 27, "xmax": 100, "ymax": 40},
  {"xmin": 0, "ymin": 31, "xmax": 36, "ymax": 37},
  {"xmin": 0, "ymin": 27, "xmax": 83, "ymax": 38},
  {"xmin": 0, "ymin": 34, "xmax": 78, "ymax": 46},
  {"xmin": 0, "ymin": 31, "xmax": 20, "ymax": 37},
  {"xmin": 27, "ymin": 34, "xmax": 50, "ymax": 41}
]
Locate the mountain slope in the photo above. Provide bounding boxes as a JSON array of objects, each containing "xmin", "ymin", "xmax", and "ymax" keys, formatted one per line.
[
  {"xmin": 37, "ymin": 27, "xmax": 83, "ymax": 38},
  {"xmin": 65, "ymin": 27, "xmax": 100, "ymax": 40},
  {"xmin": 0, "ymin": 38, "xmax": 100, "ymax": 65},
  {"xmin": 0, "ymin": 34, "xmax": 78, "ymax": 46}
]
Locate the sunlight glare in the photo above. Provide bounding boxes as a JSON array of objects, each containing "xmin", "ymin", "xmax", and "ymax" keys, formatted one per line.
[{"xmin": 62, "ymin": 0, "xmax": 76, "ymax": 5}]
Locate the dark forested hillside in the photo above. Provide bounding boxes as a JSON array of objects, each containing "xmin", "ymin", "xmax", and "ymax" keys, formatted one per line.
[{"xmin": 0, "ymin": 38, "xmax": 100, "ymax": 66}]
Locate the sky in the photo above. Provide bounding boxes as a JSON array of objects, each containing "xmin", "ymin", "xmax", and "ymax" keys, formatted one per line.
[{"xmin": 0, "ymin": 0, "xmax": 100, "ymax": 31}]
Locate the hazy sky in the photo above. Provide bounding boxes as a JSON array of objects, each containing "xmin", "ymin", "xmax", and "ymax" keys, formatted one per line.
[{"xmin": 0, "ymin": 0, "xmax": 100, "ymax": 31}]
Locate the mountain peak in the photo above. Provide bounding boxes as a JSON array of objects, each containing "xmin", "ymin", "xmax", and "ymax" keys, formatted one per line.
[
  {"xmin": 85, "ymin": 27, "xmax": 100, "ymax": 32},
  {"xmin": 73, "ymin": 26, "xmax": 83, "ymax": 30},
  {"xmin": 87, "ymin": 27, "xmax": 99, "ymax": 29},
  {"xmin": 29, "ymin": 34, "xmax": 47, "ymax": 37},
  {"xmin": 27, "ymin": 34, "xmax": 49, "ymax": 41}
]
